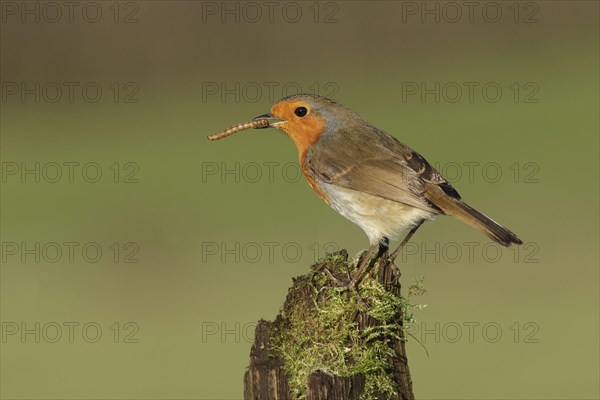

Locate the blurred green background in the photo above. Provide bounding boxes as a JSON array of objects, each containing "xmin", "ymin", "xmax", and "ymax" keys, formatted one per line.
[{"xmin": 1, "ymin": 1, "xmax": 598, "ymax": 399}]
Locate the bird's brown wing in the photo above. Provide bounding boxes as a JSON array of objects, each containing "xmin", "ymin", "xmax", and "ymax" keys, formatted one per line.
[
  {"xmin": 305, "ymin": 125, "xmax": 460, "ymax": 214},
  {"xmin": 306, "ymin": 123, "xmax": 522, "ymax": 247}
]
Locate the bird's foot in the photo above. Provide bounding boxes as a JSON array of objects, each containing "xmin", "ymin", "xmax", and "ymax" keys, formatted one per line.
[
  {"xmin": 321, "ymin": 268, "xmax": 368, "ymax": 309},
  {"xmin": 387, "ymin": 256, "xmax": 400, "ymax": 272},
  {"xmin": 323, "ymin": 267, "xmax": 345, "ymax": 287}
]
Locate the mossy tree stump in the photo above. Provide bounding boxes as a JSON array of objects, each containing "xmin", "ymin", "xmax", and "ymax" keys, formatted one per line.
[{"xmin": 244, "ymin": 250, "xmax": 418, "ymax": 400}]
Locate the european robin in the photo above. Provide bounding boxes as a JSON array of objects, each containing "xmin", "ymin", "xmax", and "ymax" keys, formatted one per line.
[{"xmin": 208, "ymin": 94, "xmax": 522, "ymax": 286}]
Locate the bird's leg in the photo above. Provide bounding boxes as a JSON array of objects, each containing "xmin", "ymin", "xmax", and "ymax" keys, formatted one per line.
[
  {"xmin": 323, "ymin": 243, "xmax": 377, "ymax": 290},
  {"xmin": 345, "ymin": 244, "xmax": 379, "ymax": 289},
  {"xmin": 350, "ymin": 241, "xmax": 390, "ymax": 307},
  {"xmin": 389, "ymin": 220, "xmax": 424, "ymax": 263},
  {"xmin": 322, "ymin": 238, "xmax": 389, "ymax": 308},
  {"xmin": 377, "ymin": 237, "xmax": 390, "ymax": 259},
  {"xmin": 323, "ymin": 268, "xmax": 343, "ymax": 286},
  {"xmin": 351, "ymin": 243, "xmax": 379, "ymax": 285},
  {"xmin": 328, "ymin": 237, "xmax": 387, "ymax": 286}
]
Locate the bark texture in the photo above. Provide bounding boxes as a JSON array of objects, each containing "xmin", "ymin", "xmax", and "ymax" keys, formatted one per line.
[{"xmin": 244, "ymin": 250, "xmax": 415, "ymax": 400}]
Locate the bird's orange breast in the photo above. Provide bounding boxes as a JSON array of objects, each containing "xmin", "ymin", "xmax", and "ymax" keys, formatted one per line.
[
  {"xmin": 275, "ymin": 111, "xmax": 330, "ymax": 204},
  {"xmin": 300, "ymin": 157, "xmax": 330, "ymax": 205}
]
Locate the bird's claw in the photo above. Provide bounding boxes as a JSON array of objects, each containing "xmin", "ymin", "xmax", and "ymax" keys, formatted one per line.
[
  {"xmin": 321, "ymin": 269, "xmax": 368, "ymax": 309},
  {"xmin": 323, "ymin": 268, "xmax": 344, "ymax": 286}
]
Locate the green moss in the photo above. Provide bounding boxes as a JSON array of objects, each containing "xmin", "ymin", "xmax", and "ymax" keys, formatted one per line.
[{"xmin": 270, "ymin": 252, "xmax": 426, "ymax": 399}]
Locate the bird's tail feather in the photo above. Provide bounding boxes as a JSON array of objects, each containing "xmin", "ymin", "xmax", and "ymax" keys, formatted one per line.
[{"xmin": 425, "ymin": 186, "xmax": 522, "ymax": 247}]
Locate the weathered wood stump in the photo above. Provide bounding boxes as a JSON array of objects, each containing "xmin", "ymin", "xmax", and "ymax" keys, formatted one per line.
[{"xmin": 244, "ymin": 250, "xmax": 416, "ymax": 400}]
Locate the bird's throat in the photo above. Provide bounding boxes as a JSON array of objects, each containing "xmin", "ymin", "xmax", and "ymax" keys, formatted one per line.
[{"xmin": 282, "ymin": 116, "xmax": 326, "ymax": 160}]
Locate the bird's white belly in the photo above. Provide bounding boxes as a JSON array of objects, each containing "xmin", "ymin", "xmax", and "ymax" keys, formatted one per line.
[{"xmin": 319, "ymin": 182, "xmax": 435, "ymax": 245}]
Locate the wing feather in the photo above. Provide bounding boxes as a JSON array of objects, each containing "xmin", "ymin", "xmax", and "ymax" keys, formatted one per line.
[{"xmin": 304, "ymin": 125, "xmax": 460, "ymax": 213}]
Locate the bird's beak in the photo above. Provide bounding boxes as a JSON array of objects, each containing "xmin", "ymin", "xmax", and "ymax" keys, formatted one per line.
[{"xmin": 253, "ymin": 113, "xmax": 285, "ymax": 128}]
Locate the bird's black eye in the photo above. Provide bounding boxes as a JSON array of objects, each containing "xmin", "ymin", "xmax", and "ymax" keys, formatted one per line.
[{"xmin": 294, "ymin": 106, "xmax": 308, "ymax": 117}]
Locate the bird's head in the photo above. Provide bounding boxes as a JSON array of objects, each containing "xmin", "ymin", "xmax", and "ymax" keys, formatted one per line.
[{"xmin": 255, "ymin": 94, "xmax": 347, "ymax": 156}]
